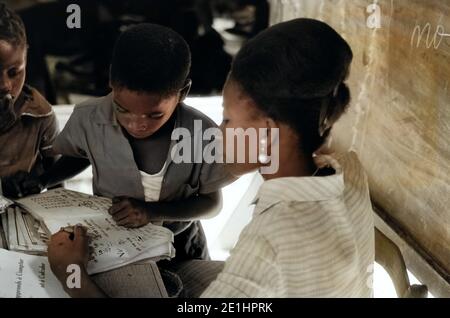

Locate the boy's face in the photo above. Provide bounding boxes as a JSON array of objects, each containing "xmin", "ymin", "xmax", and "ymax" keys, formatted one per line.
[
  {"xmin": 0, "ymin": 40, "xmax": 26, "ymax": 133},
  {"xmin": 112, "ymin": 87, "xmax": 179, "ymax": 139},
  {"xmin": 0, "ymin": 40, "xmax": 26, "ymax": 103}
]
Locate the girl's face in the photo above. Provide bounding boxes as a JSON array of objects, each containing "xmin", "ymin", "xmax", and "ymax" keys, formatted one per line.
[
  {"xmin": 220, "ymin": 78, "xmax": 271, "ymax": 177},
  {"xmin": 0, "ymin": 40, "xmax": 26, "ymax": 103}
]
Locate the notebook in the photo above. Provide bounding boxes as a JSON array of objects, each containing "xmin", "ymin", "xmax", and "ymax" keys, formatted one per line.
[{"xmin": 15, "ymin": 189, "xmax": 175, "ymax": 274}]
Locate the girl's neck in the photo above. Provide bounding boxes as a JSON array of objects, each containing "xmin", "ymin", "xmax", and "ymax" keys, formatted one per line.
[{"xmin": 262, "ymin": 153, "xmax": 316, "ymax": 181}]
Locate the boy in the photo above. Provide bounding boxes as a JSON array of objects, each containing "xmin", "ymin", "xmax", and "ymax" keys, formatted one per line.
[{"xmin": 35, "ymin": 23, "xmax": 234, "ymax": 261}]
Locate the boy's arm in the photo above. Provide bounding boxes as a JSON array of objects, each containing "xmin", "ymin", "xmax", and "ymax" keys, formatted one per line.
[
  {"xmin": 148, "ymin": 190, "xmax": 222, "ymax": 221},
  {"xmin": 108, "ymin": 191, "xmax": 222, "ymax": 227},
  {"xmin": 1, "ymin": 156, "xmax": 90, "ymax": 198},
  {"xmin": 39, "ymin": 155, "xmax": 91, "ymax": 189},
  {"xmin": 45, "ymin": 104, "xmax": 91, "ymax": 188},
  {"xmin": 8, "ymin": 105, "xmax": 92, "ymax": 197}
]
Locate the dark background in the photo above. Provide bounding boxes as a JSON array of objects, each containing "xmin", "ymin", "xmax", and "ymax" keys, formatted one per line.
[{"xmin": 4, "ymin": 0, "xmax": 270, "ymax": 104}]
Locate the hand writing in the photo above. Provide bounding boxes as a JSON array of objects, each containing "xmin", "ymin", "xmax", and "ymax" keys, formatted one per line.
[{"xmin": 47, "ymin": 225, "xmax": 89, "ymax": 282}]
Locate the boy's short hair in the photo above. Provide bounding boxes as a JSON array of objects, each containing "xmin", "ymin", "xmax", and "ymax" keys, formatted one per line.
[
  {"xmin": 0, "ymin": 2, "xmax": 27, "ymax": 46},
  {"xmin": 110, "ymin": 23, "xmax": 191, "ymax": 97}
]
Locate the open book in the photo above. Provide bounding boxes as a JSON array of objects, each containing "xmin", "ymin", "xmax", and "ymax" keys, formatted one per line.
[
  {"xmin": 1, "ymin": 206, "xmax": 48, "ymax": 254},
  {"xmin": 0, "ymin": 193, "xmax": 13, "ymax": 214},
  {"xmin": 16, "ymin": 189, "xmax": 175, "ymax": 274}
]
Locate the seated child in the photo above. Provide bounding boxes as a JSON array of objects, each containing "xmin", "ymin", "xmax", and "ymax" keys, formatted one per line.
[
  {"xmin": 38, "ymin": 23, "xmax": 235, "ymax": 261},
  {"xmin": 0, "ymin": 2, "xmax": 58, "ymax": 198}
]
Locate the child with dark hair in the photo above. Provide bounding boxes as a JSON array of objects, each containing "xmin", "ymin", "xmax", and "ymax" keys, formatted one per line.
[
  {"xmin": 0, "ymin": 2, "xmax": 58, "ymax": 198},
  {"xmin": 199, "ymin": 18, "xmax": 374, "ymax": 297},
  {"xmin": 24, "ymin": 23, "xmax": 234, "ymax": 267},
  {"xmin": 109, "ymin": 23, "xmax": 191, "ymax": 96}
]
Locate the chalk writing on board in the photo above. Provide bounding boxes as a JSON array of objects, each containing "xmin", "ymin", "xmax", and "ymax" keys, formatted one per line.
[{"xmin": 411, "ymin": 22, "xmax": 450, "ymax": 49}]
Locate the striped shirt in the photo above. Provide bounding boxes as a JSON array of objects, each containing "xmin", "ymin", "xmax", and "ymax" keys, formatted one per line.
[{"xmin": 201, "ymin": 152, "xmax": 374, "ymax": 298}]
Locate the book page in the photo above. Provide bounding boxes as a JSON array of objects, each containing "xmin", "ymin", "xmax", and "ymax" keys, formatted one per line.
[
  {"xmin": 0, "ymin": 249, "xmax": 69, "ymax": 298},
  {"xmin": 4, "ymin": 207, "xmax": 47, "ymax": 254},
  {"xmin": 0, "ymin": 194, "xmax": 13, "ymax": 214},
  {"xmin": 46, "ymin": 216, "xmax": 174, "ymax": 274},
  {"xmin": 16, "ymin": 189, "xmax": 111, "ymax": 223},
  {"xmin": 17, "ymin": 189, "xmax": 175, "ymax": 274}
]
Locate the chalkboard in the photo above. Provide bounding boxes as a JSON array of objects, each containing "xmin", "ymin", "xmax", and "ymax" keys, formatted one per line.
[{"xmin": 269, "ymin": 0, "xmax": 449, "ymax": 288}]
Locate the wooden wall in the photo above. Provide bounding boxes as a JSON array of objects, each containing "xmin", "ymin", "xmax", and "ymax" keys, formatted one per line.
[{"xmin": 269, "ymin": 0, "xmax": 449, "ymax": 286}]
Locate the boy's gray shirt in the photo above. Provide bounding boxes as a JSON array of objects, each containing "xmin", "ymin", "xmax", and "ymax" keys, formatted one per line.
[{"xmin": 53, "ymin": 94, "xmax": 234, "ymax": 234}]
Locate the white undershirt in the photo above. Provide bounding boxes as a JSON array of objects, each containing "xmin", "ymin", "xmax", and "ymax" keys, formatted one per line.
[{"xmin": 139, "ymin": 160, "xmax": 169, "ymax": 202}]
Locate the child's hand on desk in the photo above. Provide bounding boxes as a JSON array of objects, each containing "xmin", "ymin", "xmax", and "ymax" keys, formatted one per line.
[
  {"xmin": 47, "ymin": 225, "xmax": 90, "ymax": 282},
  {"xmin": 108, "ymin": 197, "xmax": 151, "ymax": 228}
]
